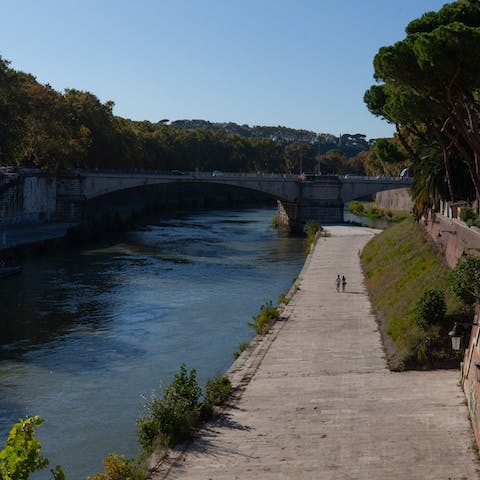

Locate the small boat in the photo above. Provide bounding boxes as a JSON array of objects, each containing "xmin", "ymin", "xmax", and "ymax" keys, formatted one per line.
[{"xmin": 0, "ymin": 265, "xmax": 22, "ymax": 279}]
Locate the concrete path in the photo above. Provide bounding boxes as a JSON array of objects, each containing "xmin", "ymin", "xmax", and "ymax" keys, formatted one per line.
[{"xmin": 151, "ymin": 225, "xmax": 480, "ymax": 480}]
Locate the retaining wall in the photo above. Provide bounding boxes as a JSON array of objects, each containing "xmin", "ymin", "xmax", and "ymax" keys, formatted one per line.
[
  {"xmin": 424, "ymin": 211, "xmax": 480, "ymax": 268},
  {"xmin": 461, "ymin": 306, "xmax": 480, "ymax": 448},
  {"xmin": 0, "ymin": 174, "xmax": 56, "ymax": 225},
  {"xmin": 375, "ymin": 187, "xmax": 413, "ymax": 211}
]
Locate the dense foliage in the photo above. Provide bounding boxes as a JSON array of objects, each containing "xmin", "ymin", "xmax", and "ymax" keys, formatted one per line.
[
  {"xmin": 449, "ymin": 253, "xmax": 480, "ymax": 304},
  {"xmin": 87, "ymin": 454, "xmax": 144, "ymax": 480},
  {"xmin": 137, "ymin": 364, "xmax": 232, "ymax": 451},
  {"xmin": 0, "ymin": 416, "xmax": 64, "ymax": 480},
  {"xmin": 0, "ymin": 55, "xmax": 369, "ymax": 175},
  {"xmin": 365, "ymin": 0, "xmax": 480, "ymax": 213},
  {"xmin": 138, "ymin": 363, "xmax": 202, "ymax": 450},
  {"xmin": 413, "ymin": 289, "xmax": 446, "ymax": 328}
]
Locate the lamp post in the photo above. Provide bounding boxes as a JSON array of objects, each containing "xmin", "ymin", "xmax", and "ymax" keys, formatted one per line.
[
  {"xmin": 448, "ymin": 321, "xmax": 479, "ymax": 351},
  {"xmin": 448, "ymin": 322, "xmax": 462, "ymax": 351}
]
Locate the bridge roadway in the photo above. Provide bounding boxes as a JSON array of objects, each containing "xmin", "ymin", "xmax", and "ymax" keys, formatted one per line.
[{"xmin": 150, "ymin": 225, "xmax": 479, "ymax": 480}]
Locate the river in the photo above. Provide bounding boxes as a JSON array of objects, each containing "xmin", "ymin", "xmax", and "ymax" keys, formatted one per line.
[{"xmin": 0, "ymin": 207, "xmax": 305, "ymax": 479}]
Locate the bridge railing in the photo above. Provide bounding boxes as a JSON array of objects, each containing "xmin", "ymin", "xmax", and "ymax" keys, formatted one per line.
[
  {"xmin": 340, "ymin": 175, "xmax": 413, "ymax": 183},
  {"xmin": 71, "ymin": 169, "xmax": 300, "ymax": 180},
  {"xmin": 64, "ymin": 169, "xmax": 413, "ymax": 184}
]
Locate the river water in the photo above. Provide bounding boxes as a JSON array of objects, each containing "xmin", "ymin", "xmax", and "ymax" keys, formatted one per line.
[{"xmin": 0, "ymin": 207, "xmax": 305, "ymax": 479}]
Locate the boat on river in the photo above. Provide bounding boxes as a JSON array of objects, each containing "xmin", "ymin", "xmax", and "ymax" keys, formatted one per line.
[{"xmin": 0, "ymin": 265, "xmax": 22, "ymax": 279}]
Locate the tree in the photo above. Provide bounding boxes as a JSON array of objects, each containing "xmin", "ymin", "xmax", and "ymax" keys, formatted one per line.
[
  {"xmin": 449, "ymin": 253, "xmax": 480, "ymax": 305},
  {"xmin": 0, "ymin": 416, "xmax": 64, "ymax": 480},
  {"xmin": 0, "ymin": 56, "xmax": 29, "ymax": 165},
  {"xmin": 316, "ymin": 149, "xmax": 350, "ymax": 174},
  {"xmin": 284, "ymin": 141, "xmax": 315, "ymax": 173},
  {"xmin": 365, "ymin": 0, "xmax": 480, "ymax": 211}
]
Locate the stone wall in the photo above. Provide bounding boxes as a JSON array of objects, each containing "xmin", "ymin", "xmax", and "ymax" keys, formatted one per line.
[
  {"xmin": 0, "ymin": 174, "xmax": 57, "ymax": 225},
  {"xmin": 375, "ymin": 188, "xmax": 413, "ymax": 212},
  {"xmin": 424, "ymin": 210, "xmax": 480, "ymax": 268},
  {"xmin": 461, "ymin": 305, "xmax": 480, "ymax": 448}
]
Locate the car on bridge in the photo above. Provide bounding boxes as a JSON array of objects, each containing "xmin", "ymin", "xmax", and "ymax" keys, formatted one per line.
[{"xmin": 212, "ymin": 171, "xmax": 224, "ymax": 177}]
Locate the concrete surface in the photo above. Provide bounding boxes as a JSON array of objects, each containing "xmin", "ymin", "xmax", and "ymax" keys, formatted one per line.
[{"xmin": 150, "ymin": 225, "xmax": 480, "ymax": 480}]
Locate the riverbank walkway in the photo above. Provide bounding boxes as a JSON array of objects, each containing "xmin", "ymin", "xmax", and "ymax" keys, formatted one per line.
[{"xmin": 151, "ymin": 225, "xmax": 480, "ymax": 479}]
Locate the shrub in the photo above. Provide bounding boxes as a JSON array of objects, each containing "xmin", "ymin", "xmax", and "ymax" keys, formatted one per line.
[
  {"xmin": 0, "ymin": 416, "xmax": 64, "ymax": 480},
  {"xmin": 413, "ymin": 288, "xmax": 446, "ymax": 328},
  {"xmin": 450, "ymin": 254, "xmax": 480, "ymax": 305},
  {"xmin": 367, "ymin": 206, "xmax": 382, "ymax": 218},
  {"xmin": 202, "ymin": 376, "xmax": 232, "ymax": 417},
  {"xmin": 348, "ymin": 201, "xmax": 365, "ymax": 216},
  {"xmin": 303, "ymin": 220, "xmax": 322, "ymax": 237},
  {"xmin": 248, "ymin": 301, "xmax": 279, "ymax": 335},
  {"xmin": 303, "ymin": 220, "xmax": 323, "ymax": 254},
  {"xmin": 137, "ymin": 364, "xmax": 202, "ymax": 450},
  {"xmin": 460, "ymin": 206, "xmax": 476, "ymax": 223},
  {"xmin": 88, "ymin": 454, "xmax": 144, "ymax": 480}
]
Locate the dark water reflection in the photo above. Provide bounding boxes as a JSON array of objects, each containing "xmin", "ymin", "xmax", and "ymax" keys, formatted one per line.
[{"xmin": 0, "ymin": 208, "xmax": 305, "ymax": 479}]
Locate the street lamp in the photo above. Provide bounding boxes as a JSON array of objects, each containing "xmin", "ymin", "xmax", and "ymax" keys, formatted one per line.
[
  {"xmin": 448, "ymin": 321, "xmax": 479, "ymax": 351},
  {"xmin": 448, "ymin": 322, "xmax": 462, "ymax": 351}
]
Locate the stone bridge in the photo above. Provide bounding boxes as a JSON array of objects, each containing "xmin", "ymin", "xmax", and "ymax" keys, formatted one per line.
[{"xmin": 55, "ymin": 171, "xmax": 412, "ymax": 230}]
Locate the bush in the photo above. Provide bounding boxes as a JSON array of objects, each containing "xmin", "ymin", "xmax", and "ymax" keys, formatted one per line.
[
  {"xmin": 0, "ymin": 416, "xmax": 64, "ymax": 480},
  {"xmin": 248, "ymin": 300, "xmax": 279, "ymax": 335},
  {"xmin": 303, "ymin": 220, "xmax": 323, "ymax": 254},
  {"xmin": 450, "ymin": 254, "xmax": 480, "ymax": 305},
  {"xmin": 349, "ymin": 201, "xmax": 365, "ymax": 216},
  {"xmin": 137, "ymin": 364, "xmax": 202, "ymax": 450},
  {"xmin": 202, "ymin": 376, "xmax": 232, "ymax": 417},
  {"xmin": 460, "ymin": 206, "xmax": 476, "ymax": 223},
  {"xmin": 413, "ymin": 288, "xmax": 446, "ymax": 328},
  {"xmin": 88, "ymin": 454, "xmax": 144, "ymax": 480},
  {"xmin": 303, "ymin": 220, "xmax": 321, "ymax": 237}
]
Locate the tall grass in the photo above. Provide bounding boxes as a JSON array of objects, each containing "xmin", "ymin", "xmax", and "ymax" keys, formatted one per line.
[{"xmin": 361, "ymin": 218, "xmax": 467, "ymax": 369}]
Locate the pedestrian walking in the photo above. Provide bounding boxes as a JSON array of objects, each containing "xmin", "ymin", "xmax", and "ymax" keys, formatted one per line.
[
  {"xmin": 342, "ymin": 275, "xmax": 347, "ymax": 292},
  {"xmin": 335, "ymin": 275, "xmax": 341, "ymax": 292}
]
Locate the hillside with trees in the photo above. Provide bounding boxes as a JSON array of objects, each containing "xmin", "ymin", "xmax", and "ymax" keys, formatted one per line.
[{"xmin": 0, "ymin": 55, "xmax": 370, "ymax": 175}]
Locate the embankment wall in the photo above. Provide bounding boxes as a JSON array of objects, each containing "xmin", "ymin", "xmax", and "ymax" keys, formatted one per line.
[
  {"xmin": 375, "ymin": 187, "xmax": 413, "ymax": 212},
  {"xmin": 461, "ymin": 305, "xmax": 480, "ymax": 448},
  {"xmin": 0, "ymin": 174, "xmax": 56, "ymax": 225},
  {"xmin": 423, "ymin": 211, "xmax": 480, "ymax": 268}
]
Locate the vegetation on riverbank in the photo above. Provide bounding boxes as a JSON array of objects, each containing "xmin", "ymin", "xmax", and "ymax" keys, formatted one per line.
[
  {"xmin": 248, "ymin": 300, "xmax": 280, "ymax": 335},
  {"xmin": 361, "ymin": 218, "xmax": 469, "ymax": 370},
  {"xmin": 348, "ymin": 201, "xmax": 408, "ymax": 224},
  {"xmin": 0, "ymin": 416, "xmax": 64, "ymax": 480},
  {"xmin": 0, "ymin": 365, "xmax": 233, "ymax": 480},
  {"xmin": 137, "ymin": 364, "xmax": 232, "ymax": 453}
]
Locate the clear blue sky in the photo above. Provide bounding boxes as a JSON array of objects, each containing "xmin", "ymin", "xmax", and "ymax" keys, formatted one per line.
[{"xmin": 1, "ymin": 0, "xmax": 448, "ymax": 140}]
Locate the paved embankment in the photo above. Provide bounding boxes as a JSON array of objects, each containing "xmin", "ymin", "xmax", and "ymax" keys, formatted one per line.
[{"xmin": 151, "ymin": 225, "xmax": 480, "ymax": 480}]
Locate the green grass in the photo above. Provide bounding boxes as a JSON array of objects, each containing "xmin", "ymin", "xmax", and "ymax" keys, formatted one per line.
[
  {"xmin": 349, "ymin": 201, "xmax": 410, "ymax": 224},
  {"xmin": 361, "ymin": 218, "xmax": 467, "ymax": 370}
]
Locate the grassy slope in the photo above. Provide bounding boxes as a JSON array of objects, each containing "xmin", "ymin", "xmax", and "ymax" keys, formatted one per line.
[{"xmin": 361, "ymin": 218, "xmax": 465, "ymax": 370}]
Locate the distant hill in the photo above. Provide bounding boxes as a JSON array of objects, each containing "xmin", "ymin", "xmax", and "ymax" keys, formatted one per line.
[{"xmin": 168, "ymin": 119, "xmax": 373, "ymax": 158}]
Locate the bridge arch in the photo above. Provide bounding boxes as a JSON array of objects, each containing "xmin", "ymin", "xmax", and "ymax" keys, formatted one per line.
[{"xmin": 55, "ymin": 171, "xmax": 413, "ymax": 230}]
